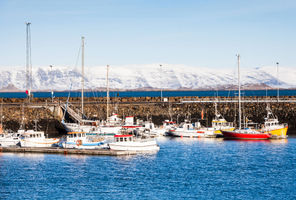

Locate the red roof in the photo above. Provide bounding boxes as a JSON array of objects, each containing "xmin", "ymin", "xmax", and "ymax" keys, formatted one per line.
[
  {"xmin": 122, "ymin": 125, "xmax": 142, "ymax": 128},
  {"xmin": 114, "ymin": 135, "xmax": 133, "ymax": 138},
  {"xmin": 163, "ymin": 121, "xmax": 176, "ymax": 124}
]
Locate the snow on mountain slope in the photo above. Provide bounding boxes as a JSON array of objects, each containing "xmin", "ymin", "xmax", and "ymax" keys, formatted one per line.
[{"xmin": 0, "ymin": 64, "xmax": 295, "ymax": 91}]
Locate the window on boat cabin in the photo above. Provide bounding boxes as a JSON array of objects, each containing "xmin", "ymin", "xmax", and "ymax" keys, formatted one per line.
[
  {"xmin": 129, "ymin": 137, "xmax": 132, "ymax": 141},
  {"xmin": 82, "ymin": 133, "xmax": 85, "ymax": 137},
  {"xmin": 78, "ymin": 133, "xmax": 81, "ymax": 137},
  {"xmin": 74, "ymin": 134, "xmax": 77, "ymax": 137},
  {"xmin": 120, "ymin": 137, "xmax": 123, "ymax": 142},
  {"xmin": 116, "ymin": 138, "xmax": 119, "ymax": 142},
  {"xmin": 124, "ymin": 137, "xmax": 127, "ymax": 142},
  {"xmin": 69, "ymin": 134, "xmax": 72, "ymax": 138}
]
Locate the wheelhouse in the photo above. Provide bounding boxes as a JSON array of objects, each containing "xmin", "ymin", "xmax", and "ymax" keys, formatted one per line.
[{"xmin": 114, "ymin": 135, "xmax": 133, "ymax": 142}]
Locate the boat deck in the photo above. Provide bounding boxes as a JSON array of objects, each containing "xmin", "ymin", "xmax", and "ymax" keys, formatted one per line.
[{"xmin": 0, "ymin": 147, "xmax": 138, "ymax": 156}]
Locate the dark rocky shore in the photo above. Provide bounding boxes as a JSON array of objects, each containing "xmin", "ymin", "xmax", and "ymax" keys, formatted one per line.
[{"xmin": 1, "ymin": 96, "xmax": 296, "ymax": 137}]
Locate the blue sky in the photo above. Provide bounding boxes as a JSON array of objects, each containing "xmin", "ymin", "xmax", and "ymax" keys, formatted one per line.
[{"xmin": 0, "ymin": 0, "xmax": 295, "ymax": 69}]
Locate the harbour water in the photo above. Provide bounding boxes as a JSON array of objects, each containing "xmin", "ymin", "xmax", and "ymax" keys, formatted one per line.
[
  {"xmin": 1, "ymin": 137, "xmax": 296, "ymax": 199},
  {"xmin": 1, "ymin": 89, "xmax": 296, "ymax": 98}
]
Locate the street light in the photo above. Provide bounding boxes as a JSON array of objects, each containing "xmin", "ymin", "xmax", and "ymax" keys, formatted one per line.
[
  {"xmin": 276, "ymin": 62, "xmax": 279, "ymax": 102},
  {"xmin": 160, "ymin": 64, "xmax": 163, "ymax": 101},
  {"xmin": 50, "ymin": 65, "xmax": 54, "ymax": 102}
]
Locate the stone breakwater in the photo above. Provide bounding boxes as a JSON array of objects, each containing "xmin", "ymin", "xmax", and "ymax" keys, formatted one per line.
[{"xmin": 1, "ymin": 96, "xmax": 296, "ymax": 137}]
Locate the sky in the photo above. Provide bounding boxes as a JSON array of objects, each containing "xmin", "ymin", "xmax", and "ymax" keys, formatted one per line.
[{"xmin": 0, "ymin": 0, "xmax": 296, "ymax": 69}]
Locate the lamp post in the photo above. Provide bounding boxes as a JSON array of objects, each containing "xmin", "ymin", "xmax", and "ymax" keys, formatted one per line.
[
  {"xmin": 160, "ymin": 64, "xmax": 163, "ymax": 102},
  {"xmin": 50, "ymin": 65, "xmax": 54, "ymax": 102},
  {"xmin": 276, "ymin": 62, "xmax": 279, "ymax": 102}
]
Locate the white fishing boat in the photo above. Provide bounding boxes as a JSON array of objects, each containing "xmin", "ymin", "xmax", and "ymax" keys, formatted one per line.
[
  {"xmin": 108, "ymin": 135, "xmax": 160, "ymax": 152},
  {"xmin": 0, "ymin": 130, "xmax": 22, "ymax": 147},
  {"xmin": 159, "ymin": 120, "xmax": 177, "ymax": 136},
  {"xmin": 20, "ymin": 130, "xmax": 59, "ymax": 148},
  {"xmin": 61, "ymin": 131, "xmax": 106, "ymax": 149},
  {"xmin": 168, "ymin": 120, "xmax": 215, "ymax": 138},
  {"xmin": 98, "ymin": 113, "xmax": 123, "ymax": 136}
]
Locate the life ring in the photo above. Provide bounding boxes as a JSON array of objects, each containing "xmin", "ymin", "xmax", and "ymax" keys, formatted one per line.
[{"xmin": 76, "ymin": 140, "xmax": 82, "ymax": 146}]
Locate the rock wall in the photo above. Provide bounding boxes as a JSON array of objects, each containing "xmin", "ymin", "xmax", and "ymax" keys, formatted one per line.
[{"xmin": 1, "ymin": 96, "xmax": 296, "ymax": 137}]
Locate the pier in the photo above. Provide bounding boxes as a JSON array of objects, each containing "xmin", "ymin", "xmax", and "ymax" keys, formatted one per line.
[{"xmin": 0, "ymin": 147, "xmax": 138, "ymax": 156}]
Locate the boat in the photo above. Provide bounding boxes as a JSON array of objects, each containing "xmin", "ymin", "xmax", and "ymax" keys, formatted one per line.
[
  {"xmin": 221, "ymin": 54, "xmax": 271, "ymax": 140},
  {"xmin": 261, "ymin": 105, "xmax": 288, "ymax": 139},
  {"xmin": 153, "ymin": 120, "xmax": 177, "ymax": 136},
  {"xmin": 97, "ymin": 113, "xmax": 123, "ymax": 137},
  {"xmin": 212, "ymin": 102, "xmax": 235, "ymax": 135},
  {"xmin": 20, "ymin": 129, "xmax": 59, "ymax": 147},
  {"xmin": 108, "ymin": 135, "xmax": 160, "ymax": 152},
  {"xmin": 167, "ymin": 120, "xmax": 216, "ymax": 138},
  {"xmin": 221, "ymin": 129, "xmax": 271, "ymax": 139},
  {"xmin": 0, "ymin": 126, "xmax": 22, "ymax": 147},
  {"xmin": 61, "ymin": 131, "xmax": 106, "ymax": 149}
]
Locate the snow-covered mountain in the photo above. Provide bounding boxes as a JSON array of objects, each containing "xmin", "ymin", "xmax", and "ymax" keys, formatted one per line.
[{"xmin": 0, "ymin": 64, "xmax": 295, "ymax": 91}]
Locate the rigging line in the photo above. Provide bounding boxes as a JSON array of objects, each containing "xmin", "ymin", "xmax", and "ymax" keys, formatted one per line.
[{"xmin": 66, "ymin": 43, "xmax": 81, "ymax": 97}]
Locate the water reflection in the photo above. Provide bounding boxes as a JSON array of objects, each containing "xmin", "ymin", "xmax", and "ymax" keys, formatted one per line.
[
  {"xmin": 3, "ymin": 152, "xmax": 45, "ymax": 159},
  {"xmin": 269, "ymin": 139, "xmax": 288, "ymax": 144}
]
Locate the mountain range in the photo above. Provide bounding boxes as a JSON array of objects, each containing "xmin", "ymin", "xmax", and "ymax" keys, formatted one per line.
[{"xmin": 0, "ymin": 64, "xmax": 295, "ymax": 91}]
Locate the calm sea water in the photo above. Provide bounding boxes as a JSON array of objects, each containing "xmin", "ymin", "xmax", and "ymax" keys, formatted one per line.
[
  {"xmin": 0, "ymin": 89, "xmax": 296, "ymax": 98},
  {"xmin": 1, "ymin": 137, "xmax": 296, "ymax": 199}
]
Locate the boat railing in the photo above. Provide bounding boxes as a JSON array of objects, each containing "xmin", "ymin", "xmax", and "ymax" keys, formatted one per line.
[{"xmin": 134, "ymin": 137, "xmax": 155, "ymax": 142}]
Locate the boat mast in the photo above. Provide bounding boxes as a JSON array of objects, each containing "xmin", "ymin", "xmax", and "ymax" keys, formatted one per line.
[
  {"xmin": 237, "ymin": 54, "xmax": 241, "ymax": 130},
  {"xmin": 214, "ymin": 100, "xmax": 218, "ymax": 117},
  {"xmin": 106, "ymin": 65, "xmax": 110, "ymax": 121},
  {"xmin": 0, "ymin": 98, "xmax": 3, "ymax": 127},
  {"xmin": 81, "ymin": 36, "xmax": 85, "ymax": 118},
  {"xmin": 26, "ymin": 22, "xmax": 32, "ymax": 102}
]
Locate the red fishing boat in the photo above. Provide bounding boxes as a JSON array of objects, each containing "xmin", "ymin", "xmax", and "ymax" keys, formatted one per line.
[
  {"xmin": 222, "ymin": 55, "xmax": 271, "ymax": 140},
  {"xmin": 221, "ymin": 129, "xmax": 271, "ymax": 140}
]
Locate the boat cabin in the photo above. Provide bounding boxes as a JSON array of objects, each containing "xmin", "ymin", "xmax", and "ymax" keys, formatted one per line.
[
  {"xmin": 67, "ymin": 132, "xmax": 86, "ymax": 139},
  {"xmin": 21, "ymin": 130, "xmax": 46, "ymax": 139},
  {"xmin": 114, "ymin": 135, "xmax": 133, "ymax": 142},
  {"xmin": 212, "ymin": 114, "xmax": 233, "ymax": 128},
  {"xmin": 179, "ymin": 121, "xmax": 195, "ymax": 130}
]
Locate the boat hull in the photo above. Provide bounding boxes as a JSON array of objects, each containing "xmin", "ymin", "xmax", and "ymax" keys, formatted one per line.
[
  {"xmin": 109, "ymin": 141, "xmax": 160, "ymax": 152},
  {"xmin": 168, "ymin": 130, "xmax": 215, "ymax": 138},
  {"xmin": 221, "ymin": 130, "xmax": 271, "ymax": 140},
  {"xmin": 265, "ymin": 126, "xmax": 288, "ymax": 139},
  {"xmin": 214, "ymin": 127, "xmax": 235, "ymax": 134},
  {"xmin": 20, "ymin": 138, "xmax": 59, "ymax": 148},
  {"xmin": 62, "ymin": 141, "xmax": 106, "ymax": 149},
  {"xmin": 0, "ymin": 139, "xmax": 20, "ymax": 147}
]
